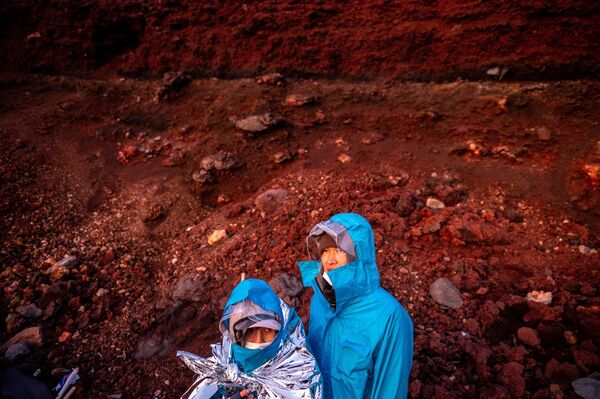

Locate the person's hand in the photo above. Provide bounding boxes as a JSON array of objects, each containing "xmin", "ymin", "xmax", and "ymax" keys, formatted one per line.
[{"xmin": 228, "ymin": 389, "xmax": 255, "ymax": 399}]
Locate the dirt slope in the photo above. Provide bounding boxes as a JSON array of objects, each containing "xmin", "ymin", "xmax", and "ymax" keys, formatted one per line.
[{"xmin": 0, "ymin": 73, "xmax": 599, "ymax": 397}]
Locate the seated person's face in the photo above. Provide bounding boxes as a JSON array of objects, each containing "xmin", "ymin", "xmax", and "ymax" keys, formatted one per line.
[
  {"xmin": 321, "ymin": 247, "xmax": 350, "ymax": 271},
  {"xmin": 244, "ymin": 327, "xmax": 277, "ymax": 346}
]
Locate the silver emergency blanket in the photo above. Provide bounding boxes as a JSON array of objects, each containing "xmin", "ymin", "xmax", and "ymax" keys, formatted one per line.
[{"xmin": 177, "ymin": 300, "xmax": 322, "ymax": 399}]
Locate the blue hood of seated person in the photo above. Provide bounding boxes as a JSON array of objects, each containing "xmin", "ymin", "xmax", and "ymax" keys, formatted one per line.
[{"xmin": 221, "ymin": 279, "xmax": 296, "ymax": 372}]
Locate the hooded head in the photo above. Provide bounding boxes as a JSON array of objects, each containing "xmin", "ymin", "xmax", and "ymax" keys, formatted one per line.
[
  {"xmin": 301, "ymin": 213, "xmax": 380, "ymax": 307},
  {"xmin": 219, "ymin": 279, "xmax": 296, "ymax": 372}
]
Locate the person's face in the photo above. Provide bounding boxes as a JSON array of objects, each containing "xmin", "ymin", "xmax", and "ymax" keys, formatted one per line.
[
  {"xmin": 320, "ymin": 247, "xmax": 350, "ymax": 272},
  {"xmin": 244, "ymin": 327, "xmax": 277, "ymax": 344}
]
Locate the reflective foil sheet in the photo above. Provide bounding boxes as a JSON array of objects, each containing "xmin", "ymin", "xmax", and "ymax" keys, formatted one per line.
[{"xmin": 178, "ymin": 300, "xmax": 322, "ymax": 399}]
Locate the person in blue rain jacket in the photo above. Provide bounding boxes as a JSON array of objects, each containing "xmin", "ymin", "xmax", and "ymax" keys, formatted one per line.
[
  {"xmin": 178, "ymin": 278, "xmax": 322, "ymax": 399},
  {"xmin": 298, "ymin": 213, "xmax": 413, "ymax": 399}
]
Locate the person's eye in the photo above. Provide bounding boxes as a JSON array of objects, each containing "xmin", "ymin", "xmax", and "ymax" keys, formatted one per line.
[{"xmin": 336, "ymin": 248, "xmax": 344, "ymax": 254}]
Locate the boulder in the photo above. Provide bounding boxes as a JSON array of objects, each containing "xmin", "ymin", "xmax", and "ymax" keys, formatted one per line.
[
  {"xmin": 430, "ymin": 278, "xmax": 463, "ymax": 309},
  {"xmin": 16, "ymin": 304, "xmax": 42, "ymax": 318},
  {"xmin": 255, "ymin": 189, "xmax": 288, "ymax": 215},
  {"xmin": 235, "ymin": 113, "xmax": 284, "ymax": 133},
  {"xmin": 572, "ymin": 377, "xmax": 600, "ymax": 399},
  {"xmin": 1, "ymin": 327, "xmax": 43, "ymax": 353},
  {"xmin": 4, "ymin": 342, "xmax": 30, "ymax": 362},
  {"xmin": 269, "ymin": 274, "xmax": 303, "ymax": 307}
]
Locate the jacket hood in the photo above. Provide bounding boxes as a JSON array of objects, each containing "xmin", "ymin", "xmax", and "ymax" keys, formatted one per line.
[
  {"xmin": 299, "ymin": 213, "xmax": 380, "ymax": 309},
  {"xmin": 222, "ymin": 279, "xmax": 288, "ymax": 372}
]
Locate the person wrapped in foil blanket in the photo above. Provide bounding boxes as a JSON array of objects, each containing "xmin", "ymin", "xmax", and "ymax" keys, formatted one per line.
[{"xmin": 178, "ymin": 279, "xmax": 322, "ymax": 399}]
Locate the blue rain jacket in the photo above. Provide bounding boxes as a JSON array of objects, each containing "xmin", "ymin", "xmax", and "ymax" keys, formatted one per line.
[
  {"xmin": 298, "ymin": 213, "xmax": 413, "ymax": 399},
  {"xmin": 224, "ymin": 279, "xmax": 293, "ymax": 373}
]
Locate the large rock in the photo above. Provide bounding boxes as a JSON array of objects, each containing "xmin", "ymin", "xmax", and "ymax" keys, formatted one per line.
[
  {"xmin": 235, "ymin": 113, "xmax": 284, "ymax": 133},
  {"xmin": 429, "ymin": 278, "xmax": 463, "ymax": 309},
  {"xmin": 269, "ymin": 273, "xmax": 303, "ymax": 307},
  {"xmin": 4, "ymin": 342, "xmax": 31, "ymax": 362},
  {"xmin": 1, "ymin": 327, "xmax": 43, "ymax": 353},
  {"xmin": 572, "ymin": 377, "xmax": 600, "ymax": 399},
  {"xmin": 135, "ymin": 335, "xmax": 170, "ymax": 359},
  {"xmin": 255, "ymin": 189, "xmax": 288, "ymax": 215},
  {"xmin": 172, "ymin": 275, "xmax": 207, "ymax": 302},
  {"xmin": 200, "ymin": 151, "xmax": 240, "ymax": 171},
  {"xmin": 16, "ymin": 304, "xmax": 42, "ymax": 318}
]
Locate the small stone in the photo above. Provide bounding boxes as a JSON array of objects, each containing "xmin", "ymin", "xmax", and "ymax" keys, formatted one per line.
[
  {"xmin": 396, "ymin": 196, "xmax": 415, "ymax": 217},
  {"xmin": 476, "ymin": 287, "xmax": 489, "ymax": 295},
  {"xmin": 143, "ymin": 203, "xmax": 166, "ymax": 223},
  {"xmin": 429, "ymin": 278, "xmax": 463, "ymax": 309},
  {"xmin": 564, "ymin": 330, "xmax": 577, "ymax": 345},
  {"xmin": 549, "ymin": 384, "xmax": 563, "ymax": 399},
  {"xmin": 27, "ymin": 32, "xmax": 42, "ymax": 41},
  {"xmin": 192, "ymin": 169, "xmax": 212, "ymax": 184},
  {"xmin": 572, "ymin": 377, "xmax": 600, "ymax": 399},
  {"xmin": 208, "ymin": 229, "xmax": 227, "ymax": 245},
  {"xmin": 361, "ymin": 132, "xmax": 385, "ymax": 145},
  {"xmin": 58, "ymin": 331, "xmax": 71, "ymax": 343},
  {"xmin": 387, "ymin": 171, "xmax": 410, "ymax": 186},
  {"xmin": 135, "ymin": 336, "xmax": 161, "ymax": 359},
  {"xmin": 423, "ymin": 218, "xmax": 441, "ymax": 234},
  {"xmin": 537, "ymin": 126, "xmax": 552, "ymax": 141},
  {"xmin": 217, "ymin": 194, "xmax": 230, "ymax": 204},
  {"xmin": 16, "ymin": 304, "xmax": 42, "ymax": 318},
  {"xmin": 579, "ymin": 245, "xmax": 592, "ymax": 255},
  {"xmin": 58, "ymin": 255, "xmax": 78, "ymax": 268},
  {"xmin": 95, "ymin": 288, "xmax": 109, "ymax": 298},
  {"xmin": 283, "ymin": 94, "xmax": 317, "ymax": 106},
  {"xmin": 256, "ymin": 73, "xmax": 285, "ymax": 85},
  {"xmin": 486, "ymin": 66, "xmax": 509, "ymax": 80},
  {"xmin": 426, "ymin": 198, "xmax": 445, "ymax": 209},
  {"xmin": 504, "ymin": 208, "xmax": 524, "ymax": 223},
  {"xmin": 517, "ymin": 327, "xmax": 541, "ymax": 346},
  {"xmin": 44, "ymin": 260, "xmax": 69, "ymax": 282},
  {"xmin": 4, "ymin": 342, "xmax": 30, "ymax": 362},
  {"xmin": 5, "ymin": 314, "xmax": 20, "ymax": 334},
  {"xmin": 272, "ymin": 151, "xmax": 292, "ymax": 164},
  {"xmin": 526, "ymin": 290, "xmax": 553, "ymax": 305},
  {"xmin": 337, "ymin": 153, "xmax": 352, "ymax": 164}
]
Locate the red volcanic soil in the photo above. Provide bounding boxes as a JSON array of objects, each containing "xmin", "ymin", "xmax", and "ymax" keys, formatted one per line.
[
  {"xmin": 0, "ymin": 73, "xmax": 599, "ymax": 398},
  {"xmin": 1, "ymin": 1, "xmax": 599, "ymax": 80}
]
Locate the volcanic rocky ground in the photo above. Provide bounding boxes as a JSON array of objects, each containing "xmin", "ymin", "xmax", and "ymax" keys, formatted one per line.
[
  {"xmin": 1, "ymin": 73, "xmax": 599, "ymax": 398},
  {"xmin": 1, "ymin": 1, "xmax": 600, "ymax": 398}
]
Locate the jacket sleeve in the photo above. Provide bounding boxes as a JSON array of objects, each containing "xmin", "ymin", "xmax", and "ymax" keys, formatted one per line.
[{"xmin": 369, "ymin": 307, "xmax": 414, "ymax": 399}]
